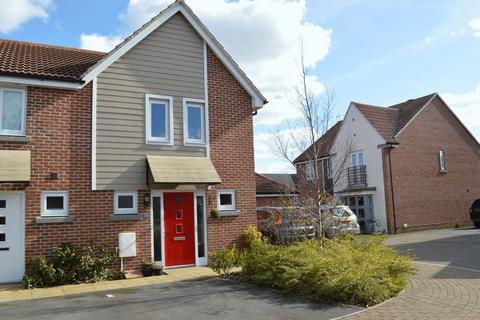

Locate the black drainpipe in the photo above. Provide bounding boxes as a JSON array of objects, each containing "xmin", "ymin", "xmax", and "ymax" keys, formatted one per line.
[{"xmin": 386, "ymin": 144, "xmax": 397, "ymax": 234}]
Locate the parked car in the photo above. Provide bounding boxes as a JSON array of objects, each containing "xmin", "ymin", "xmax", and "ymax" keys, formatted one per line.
[
  {"xmin": 322, "ymin": 205, "xmax": 360, "ymax": 237},
  {"xmin": 470, "ymin": 199, "xmax": 480, "ymax": 228},
  {"xmin": 257, "ymin": 205, "xmax": 360, "ymax": 243},
  {"xmin": 257, "ymin": 207, "xmax": 315, "ymax": 244}
]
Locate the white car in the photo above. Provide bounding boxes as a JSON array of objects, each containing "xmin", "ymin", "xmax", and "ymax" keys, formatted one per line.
[{"xmin": 323, "ymin": 205, "xmax": 360, "ymax": 237}]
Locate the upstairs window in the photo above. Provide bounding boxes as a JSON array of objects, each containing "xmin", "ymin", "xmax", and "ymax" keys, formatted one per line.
[
  {"xmin": 323, "ymin": 158, "xmax": 332, "ymax": 178},
  {"xmin": 145, "ymin": 94, "xmax": 173, "ymax": 145},
  {"xmin": 352, "ymin": 151, "xmax": 364, "ymax": 167},
  {"xmin": 439, "ymin": 149, "xmax": 447, "ymax": 173},
  {"xmin": 0, "ymin": 88, "xmax": 26, "ymax": 136},
  {"xmin": 306, "ymin": 161, "xmax": 314, "ymax": 181},
  {"xmin": 183, "ymin": 99, "xmax": 206, "ymax": 145}
]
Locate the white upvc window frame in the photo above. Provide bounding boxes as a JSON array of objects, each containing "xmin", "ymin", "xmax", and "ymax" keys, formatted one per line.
[
  {"xmin": 217, "ymin": 189, "xmax": 236, "ymax": 211},
  {"xmin": 183, "ymin": 98, "xmax": 206, "ymax": 145},
  {"xmin": 145, "ymin": 94, "xmax": 174, "ymax": 145},
  {"xmin": 306, "ymin": 161, "xmax": 314, "ymax": 181},
  {"xmin": 0, "ymin": 87, "xmax": 27, "ymax": 136},
  {"xmin": 114, "ymin": 191, "xmax": 138, "ymax": 215},
  {"xmin": 351, "ymin": 151, "xmax": 365, "ymax": 167},
  {"xmin": 41, "ymin": 191, "xmax": 69, "ymax": 217}
]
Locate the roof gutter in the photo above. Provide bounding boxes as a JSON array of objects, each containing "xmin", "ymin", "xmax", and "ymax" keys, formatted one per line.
[{"xmin": 0, "ymin": 75, "xmax": 83, "ymax": 89}]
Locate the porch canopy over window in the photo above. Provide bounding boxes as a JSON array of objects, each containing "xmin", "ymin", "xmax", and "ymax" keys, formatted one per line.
[
  {"xmin": 147, "ymin": 155, "xmax": 221, "ymax": 187},
  {"xmin": 0, "ymin": 150, "xmax": 30, "ymax": 182}
]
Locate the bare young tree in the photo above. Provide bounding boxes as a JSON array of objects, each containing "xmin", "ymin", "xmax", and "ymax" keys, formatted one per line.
[{"xmin": 272, "ymin": 43, "xmax": 353, "ymax": 247}]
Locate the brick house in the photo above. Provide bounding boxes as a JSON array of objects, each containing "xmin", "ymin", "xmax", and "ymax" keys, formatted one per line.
[
  {"xmin": 0, "ymin": 1, "xmax": 267, "ymax": 283},
  {"xmin": 255, "ymin": 173, "xmax": 297, "ymax": 208},
  {"xmin": 295, "ymin": 93, "xmax": 479, "ymax": 234}
]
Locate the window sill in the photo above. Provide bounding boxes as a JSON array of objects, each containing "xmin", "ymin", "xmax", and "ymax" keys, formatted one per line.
[
  {"xmin": 36, "ymin": 216, "xmax": 74, "ymax": 224},
  {"xmin": 0, "ymin": 135, "xmax": 31, "ymax": 143},
  {"xmin": 219, "ymin": 210, "xmax": 240, "ymax": 217},
  {"xmin": 109, "ymin": 213, "xmax": 143, "ymax": 221},
  {"xmin": 146, "ymin": 140, "xmax": 173, "ymax": 146}
]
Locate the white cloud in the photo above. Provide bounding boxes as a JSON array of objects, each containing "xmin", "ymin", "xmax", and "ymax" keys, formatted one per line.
[
  {"xmin": 442, "ymin": 85, "xmax": 480, "ymax": 141},
  {"xmin": 424, "ymin": 36, "xmax": 432, "ymax": 43},
  {"xmin": 0, "ymin": 0, "xmax": 53, "ymax": 33},
  {"xmin": 469, "ymin": 18, "xmax": 480, "ymax": 38},
  {"xmin": 79, "ymin": 33, "xmax": 123, "ymax": 52}
]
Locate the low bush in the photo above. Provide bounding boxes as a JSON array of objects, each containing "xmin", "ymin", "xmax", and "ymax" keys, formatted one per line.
[
  {"xmin": 24, "ymin": 243, "xmax": 115, "ymax": 288},
  {"xmin": 208, "ymin": 245, "xmax": 240, "ymax": 275},
  {"xmin": 240, "ymin": 229, "xmax": 413, "ymax": 306},
  {"xmin": 142, "ymin": 261, "xmax": 163, "ymax": 277}
]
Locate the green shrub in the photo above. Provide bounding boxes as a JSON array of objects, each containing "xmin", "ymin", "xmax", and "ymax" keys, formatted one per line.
[
  {"xmin": 241, "ymin": 235, "xmax": 413, "ymax": 306},
  {"xmin": 24, "ymin": 256, "xmax": 56, "ymax": 289},
  {"xmin": 23, "ymin": 243, "xmax": 115, "ymax": 288},
  {"xmin": 208, "ymin": 245, "xmax": 240, "ymax": 275},
  {"xmin": 243, "ymin": 226, "xmax": 263, "ymax": 250}
]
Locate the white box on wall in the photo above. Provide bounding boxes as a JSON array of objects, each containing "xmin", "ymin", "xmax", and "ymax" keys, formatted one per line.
[{"xmin": 118, "ymin": 232, "xmax": 136, "ymax": 258}]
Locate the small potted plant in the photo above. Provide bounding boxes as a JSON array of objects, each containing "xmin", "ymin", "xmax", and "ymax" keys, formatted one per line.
[
  {"xmin": 210, "ymin": 209, "xmax": 220, "ymax": 220},
  {"xmin": 153, "ymin": 262, "xmax": 163, "ymax": 276},
  {"xmin": 142, "ymin": 260, "xmax": 154, "ymax": 277}
]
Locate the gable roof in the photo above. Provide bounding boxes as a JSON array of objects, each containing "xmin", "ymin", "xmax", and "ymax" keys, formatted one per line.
[
  {"xmin": 81, "ymin": 0, "xmax": 266, "ymax": 108},
  {"xmin": 255, "ymin": 173, "xmax": 297, "ymax": 195},
  {"xmin": 0, "ymin": 39, "xmax": 105, "ymax": 82},
  {"xmin": 293, "ymin": 121, "xmax": 343, "ymax": 164},
  {"xmin": 353, "ymin": 93, "xmax": 437, "ymax": 142},
  {"xmin": 353, "ymin": 103, "xmax": 399, "ymax": 141}
]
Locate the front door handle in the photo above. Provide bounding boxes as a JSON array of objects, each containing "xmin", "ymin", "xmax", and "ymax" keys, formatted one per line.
[{"xmin": 0, "ymin": 247, "xmax": 9, "ymax": 251}]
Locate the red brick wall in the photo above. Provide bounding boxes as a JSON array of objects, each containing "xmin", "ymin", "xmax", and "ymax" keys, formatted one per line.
[
  {"xmin": 383, "ymin": 96, "xmax": 480, "ymax": 232},
  {"xmin": 206, "ymin": 47, "xmax": 257, "ymax": 250},
  {"xmin": 0, "ymin": 85, "xmax": 151, "ymax": 271},
  {"xmin": 295, "ymin": 161, "xmax": 325, "ymax": 202}
]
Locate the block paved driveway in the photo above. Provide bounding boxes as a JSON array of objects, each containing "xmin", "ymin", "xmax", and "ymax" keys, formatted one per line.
[{"xmin": 345, "ymin": 228, "xmax": 480, "ymax": 320}]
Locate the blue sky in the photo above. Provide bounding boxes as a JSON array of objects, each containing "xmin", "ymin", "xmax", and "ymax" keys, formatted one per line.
[{"xmin": 2, "ymin": 0, "xmax": 479, "ymax": 173}]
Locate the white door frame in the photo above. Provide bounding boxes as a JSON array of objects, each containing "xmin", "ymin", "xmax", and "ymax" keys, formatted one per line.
[
  {"xmin": 150, "ymin": 188, "xmax": 208, "ymax": 268},
  {"xmin": 0, "ymin": 191, "xmax": 25, "ymax": 284}
]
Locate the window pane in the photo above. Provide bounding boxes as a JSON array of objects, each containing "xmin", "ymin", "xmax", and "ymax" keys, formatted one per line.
[
  {"xmin": 187, "ymin": 106, "xmax": 202, "ymax": 140},
  {"xmin": 46, "ymin": 196, "xmax": 64, "ymax": 210},
  {"xmin": 118, "ymin": 195, "xmax": 134, "ymax": 209},
  {"xmin": 358, "ymin": 153, "xmax": 364, "ymax": 165},
  {"xmin": 2, "ymin": 91, "xmax": 23, "ymax": 131},
  {"xmin": 151, "ymin": 103, "xmax": 167, "ymax": 138},
  {"xmin": 153, "ymin": 197, "xmax": 162, "ymax": 261},
  {"xmin": 196, "ymin": 196, "xmax": 205, "ymax": 258},
  {"xmin": 220, "ymin": 194, "xmax": 232, "ymax": 206}
]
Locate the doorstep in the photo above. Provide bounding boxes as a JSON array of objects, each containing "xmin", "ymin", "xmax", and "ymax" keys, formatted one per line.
[{"xmin": 0, "ymin": 267, "xmax": 217, "ymax": 303}]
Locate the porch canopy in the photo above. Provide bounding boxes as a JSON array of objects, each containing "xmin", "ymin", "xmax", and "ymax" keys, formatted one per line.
[
  {"xmin": 147, "ymin": 155, "xmax": 221, "ymax": 186},
  {"xmin": 0, "ymin": 150, "xmax": 31, "ymax": 182}
]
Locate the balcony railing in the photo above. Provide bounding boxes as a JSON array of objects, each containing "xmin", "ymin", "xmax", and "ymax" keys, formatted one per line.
[{"xmin": 347, "ymin": 165, "xmax": 367, "ymax": 188}]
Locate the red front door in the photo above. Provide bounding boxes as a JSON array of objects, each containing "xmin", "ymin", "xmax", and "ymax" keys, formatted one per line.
[{"xmin": 164, "ymin": 192, "xmax": 195, "ymax": 267}]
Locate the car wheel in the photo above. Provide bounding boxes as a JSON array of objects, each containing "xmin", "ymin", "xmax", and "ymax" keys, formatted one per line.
[{"xmin": 474, "ymin": 222, "xmax": 480, "ymax": 229}]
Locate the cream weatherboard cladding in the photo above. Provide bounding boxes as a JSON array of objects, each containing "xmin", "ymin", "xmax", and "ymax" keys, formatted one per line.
[{"xmin": 96, "ymin": 13, "xmax": 206, "ymax": 190}]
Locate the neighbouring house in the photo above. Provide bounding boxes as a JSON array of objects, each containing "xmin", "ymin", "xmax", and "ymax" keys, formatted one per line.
[
  {"xmin": 293, "ymin": 121, "xmax": 342, "ymax": 199},
  {"xmin": 296, "ymin": 93, "xmax": 480, "ymax": 234},
  {"xmin": 255, "ymin": 173, "xmax": 297, "ymax": 208},
  {"xmin": 0, "ymin": 0, "xmax": 267, "ymax": 283}
]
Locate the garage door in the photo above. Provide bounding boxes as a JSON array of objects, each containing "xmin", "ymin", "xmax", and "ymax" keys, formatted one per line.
[{"xmin": 0, "ymin": 192, "xmax": 24, "ymax": 284}]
